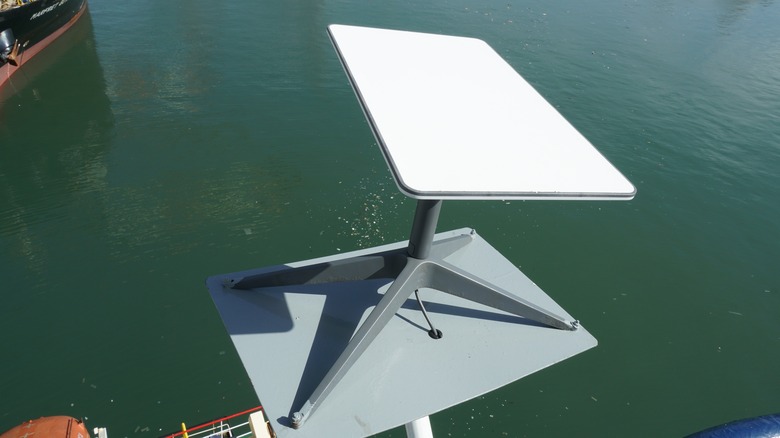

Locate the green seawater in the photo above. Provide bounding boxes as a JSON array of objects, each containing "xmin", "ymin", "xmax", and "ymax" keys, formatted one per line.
[{"xmin": 2, "ymin": 0, "xmax": 779, "ymax": 436}]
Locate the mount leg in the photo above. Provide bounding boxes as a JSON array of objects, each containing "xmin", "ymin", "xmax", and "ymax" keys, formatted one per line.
[
  {"xmin": 425, "ymin": 260, "xmax": 575, "ymax": 330},
  {"xmin": 291, "ymin": 258, "xmax": 433, "ymax": 428}
]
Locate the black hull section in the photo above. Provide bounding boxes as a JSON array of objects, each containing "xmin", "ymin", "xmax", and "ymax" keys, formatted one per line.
[{"xmin": 1, "ymin": 0, "xmax": 87, "ymax": 67}]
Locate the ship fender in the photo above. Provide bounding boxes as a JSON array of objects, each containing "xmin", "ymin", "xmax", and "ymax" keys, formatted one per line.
[
  {"xmin": 685, "ymin": 413, "xmax": 780, "ymax": 437},
  {"xmin": 1, "ymin": 28, "xmax": 19, "ymax": 65}
]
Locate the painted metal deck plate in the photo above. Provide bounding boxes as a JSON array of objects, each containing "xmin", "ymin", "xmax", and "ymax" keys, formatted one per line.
[
  {"xmin": 207, "ymin": 229, "xmax": 597, "ymax": 437},
  {"xmin": 328, "ymin": 24, "xmax": 635, "ymax": 200}
]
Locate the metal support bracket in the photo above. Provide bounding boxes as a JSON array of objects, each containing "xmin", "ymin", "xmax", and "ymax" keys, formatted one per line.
[{"xmin": 226, "ymin": 199, "xmax": 576, "ymax": 429}]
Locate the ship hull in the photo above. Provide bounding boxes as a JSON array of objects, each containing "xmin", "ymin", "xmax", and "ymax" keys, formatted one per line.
[{"xmin": 1, "ymin": 0, "xmax": 88, "ymax": 90}]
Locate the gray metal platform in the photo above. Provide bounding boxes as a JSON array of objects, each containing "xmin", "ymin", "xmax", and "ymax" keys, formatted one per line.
[{"xmin": 206, "ymin": 228, "xmax": 596, "ymax": 437}]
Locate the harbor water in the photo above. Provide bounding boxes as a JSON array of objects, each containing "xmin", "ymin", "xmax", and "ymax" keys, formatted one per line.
[{"xmin": 2, "ymin": 0, "xmax": 779, "ymax": 436}]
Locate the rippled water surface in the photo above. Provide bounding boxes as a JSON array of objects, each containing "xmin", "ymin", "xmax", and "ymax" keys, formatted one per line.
[{"xmin": 2, "ymin": 0, "xmax": 779, "ymax": 436}]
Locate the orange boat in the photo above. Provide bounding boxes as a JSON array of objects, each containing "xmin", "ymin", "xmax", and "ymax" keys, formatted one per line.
[
  {"xmin": 0, "ymin": 417, "xmax": 100, "ymax": 438},
  {"xmin": 1, "ymin": 407, "xmax": 273, "ymax": 438}
]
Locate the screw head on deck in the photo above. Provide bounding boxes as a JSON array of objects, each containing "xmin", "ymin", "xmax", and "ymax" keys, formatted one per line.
[{"xmin": 291, "ymin": 412, "xmax": 304, "ymax": 428}]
